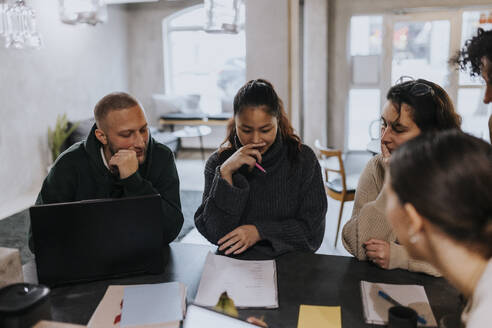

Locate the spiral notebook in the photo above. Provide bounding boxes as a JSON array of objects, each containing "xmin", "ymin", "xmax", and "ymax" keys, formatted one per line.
[{"xmin": 360, "ymin": 281, "xmax": 437, "ymax": 326}]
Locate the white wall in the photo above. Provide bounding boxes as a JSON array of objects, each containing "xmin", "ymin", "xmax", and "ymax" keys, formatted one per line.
[{"xmin": 0, "ymin": 1, "xmax": 129, "ymax": 216}]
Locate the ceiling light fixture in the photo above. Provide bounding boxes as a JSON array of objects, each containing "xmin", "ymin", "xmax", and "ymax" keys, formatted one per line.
[
  {"xmin": 59, "ymin": 0, "xmax": 107, "ymax": 26},
  {"xmin": 204, "ymin": 0, "xmax": 242, "ymax": 34},
  {"xmin": 2, "ymin": 0, "xmax": 42, "ymax": 49}
]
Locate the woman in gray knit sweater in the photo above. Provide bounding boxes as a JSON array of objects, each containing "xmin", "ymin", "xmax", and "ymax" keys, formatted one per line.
[
  {"xmin": 342, "ymin": 78, "xmax": 462, "ymax": 276},
  {"xmin": 194, "ymin": 79, "xmax": 327, "ymax": 258}
]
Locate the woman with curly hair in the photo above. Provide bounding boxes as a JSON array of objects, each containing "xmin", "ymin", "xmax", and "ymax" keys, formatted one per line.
[
  {"xmin": 452, "ymin": 27, "xmax": 492, "ymax": 141},
  {"xmin": 194, "ymin": 79, "xmax": 327, "ymax": 258},
  {"xmin": 342, "ymin": 78, "xmax": 461, "ymax": 276}
]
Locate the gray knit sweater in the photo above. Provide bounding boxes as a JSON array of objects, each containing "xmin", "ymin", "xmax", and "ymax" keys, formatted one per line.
[{"xmin": 194, "ymin": 136, "xmax": 327, "ymax": 258}]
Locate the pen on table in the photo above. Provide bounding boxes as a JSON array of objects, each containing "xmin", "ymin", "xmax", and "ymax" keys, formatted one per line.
[
  {"xmin": 378, "ymin": 290, "xmax": 427, "ymax": 325},
  {"xmin": 255, "ymin": 162, "xmax": 266, "ymax": 173}
]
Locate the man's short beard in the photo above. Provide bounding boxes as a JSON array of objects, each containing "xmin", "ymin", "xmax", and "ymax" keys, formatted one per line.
[
  {"xmin": 107, "ymin": 139, "xmax": 119, "ymax": 156},
  {"xmin": 106, "ymin": 137, "xmax": 147, "ymax": 164}
]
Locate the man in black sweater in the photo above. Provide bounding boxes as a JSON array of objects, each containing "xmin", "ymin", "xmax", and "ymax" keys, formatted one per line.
[{"xmin": 29, "ymin": 92, "xmax": 183, "ymax": 251}]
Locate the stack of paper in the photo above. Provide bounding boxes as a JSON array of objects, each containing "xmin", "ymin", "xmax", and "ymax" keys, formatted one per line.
[
  {"xmin": 194, "ymin": 252, "xmax": 278, "ymax": 308},
  {"xmin": 88, "ymin": 282, "xmax": 187, "ymax": 328},
  {"xmin": 360, "ymin": 281, "xmax": 437, "ymax": 326}
]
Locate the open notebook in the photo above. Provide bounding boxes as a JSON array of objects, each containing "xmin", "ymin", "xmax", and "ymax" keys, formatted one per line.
[{"xmin": 360, "ymin": 281, "xmax": 437, "ymax": 326}]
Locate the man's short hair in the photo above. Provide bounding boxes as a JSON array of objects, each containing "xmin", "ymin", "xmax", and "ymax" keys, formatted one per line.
[{"xmin": 94, "ymin": 92, "xmax": 140, "ymax": 127}]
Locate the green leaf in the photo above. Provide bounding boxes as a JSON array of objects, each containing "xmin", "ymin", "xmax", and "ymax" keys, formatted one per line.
[{"xmin": 48, "ymin": 114, "xmax": 80, "ymax": 162}]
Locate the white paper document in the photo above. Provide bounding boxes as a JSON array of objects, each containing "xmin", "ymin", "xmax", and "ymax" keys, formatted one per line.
[
  {"xmin": 360, "ymin": 281, "xmax": 437, "ymax": 327},
  {"xmin": 194, "ymin": 252, "xmax": 278, "ymax": 308},
  {"xmin": 120, "ymin": 282, "xmax": 185, "ymax": 328},
  {"xmin": 184, "ymin": 304, "xmax": 259, "ymax": 328}
]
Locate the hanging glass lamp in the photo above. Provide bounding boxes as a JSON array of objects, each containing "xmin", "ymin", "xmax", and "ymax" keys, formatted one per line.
[
  {"xmin": 204, "ymin": 0, "xmax": 242, "ymax": 34},
  {"xmin": 59, "ymin": 0, "xmax": 107, "ymax": 26},
  {"xmin": 4, "ymin": 0, "xmax": 42, "ymax": 49}
]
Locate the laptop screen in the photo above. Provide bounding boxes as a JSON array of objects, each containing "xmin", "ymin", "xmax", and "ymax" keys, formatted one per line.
[{"xmin": 30, "ymin": 194, "xmax": 165, "ymax": 286}]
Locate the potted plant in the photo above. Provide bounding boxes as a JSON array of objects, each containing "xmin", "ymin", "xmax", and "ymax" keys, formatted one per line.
[{"xmin": 48, "ymin": 114, "xmax": 79, "ymax": 163}]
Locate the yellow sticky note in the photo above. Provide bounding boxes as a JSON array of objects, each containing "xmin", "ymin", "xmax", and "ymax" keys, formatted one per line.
[{"xmin": 297, "ymin": 305, "xmax": 342, "ymax": 328}]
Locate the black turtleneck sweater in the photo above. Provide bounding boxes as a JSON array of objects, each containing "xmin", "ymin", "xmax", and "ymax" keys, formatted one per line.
[
  {"xmin": 194, "ymin": 136, "xmax": 327, "ymax": 258},
  {"xmin": 29, "ymin": 124, "xmax": 184, "ymax": 251}
]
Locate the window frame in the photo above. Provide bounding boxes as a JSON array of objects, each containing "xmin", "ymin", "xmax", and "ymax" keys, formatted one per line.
[
  {"xmin": 162, "ymin": 4, "xmax": 205, "ymax": 95},
  {"xmin": 346, "ymin": 15, "xmax": 384, "ymax": 151},
  {"xmin": 346, "ymin": 8, "xmax": 492, "ymax": 151}
]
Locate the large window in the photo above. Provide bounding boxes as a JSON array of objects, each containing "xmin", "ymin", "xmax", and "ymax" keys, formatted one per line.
[
  {"xmin": 391, "ymin": 20, "xmax": 450, "ymax": 86},
  {"xmin": 163, "ymin": 5, "xmax": 245, "ymax": 114},
  {"xmin": 347, "ymin": 16, "xmax": 383, "ymax": 150},
  {"xmin": 347, "ymin": 9, "xmax": 492, "ymax": 152}
]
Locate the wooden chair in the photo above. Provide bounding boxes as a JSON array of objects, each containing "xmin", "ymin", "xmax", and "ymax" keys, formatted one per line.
[{"xmin": 314, "ymin": 140, "xmax": 356, "ymax": 247}]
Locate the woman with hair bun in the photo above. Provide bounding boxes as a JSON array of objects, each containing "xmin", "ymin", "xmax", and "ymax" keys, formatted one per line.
[
  {"xmin": 194, "ymin": 79, "xmax": 327, "ymax": 258},
  {"xmin": 386, "ymin": 130, "xmax": 492, "ymax": 327}
]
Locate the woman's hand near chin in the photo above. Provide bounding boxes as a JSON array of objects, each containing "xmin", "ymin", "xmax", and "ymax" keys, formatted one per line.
[
  {"xmin": 381, "ymin": 143, "xmax": 391, "ymax": 169},
  {"xmin": 220, "ymin": 142, "xmax": 266, "ymax": 185}
]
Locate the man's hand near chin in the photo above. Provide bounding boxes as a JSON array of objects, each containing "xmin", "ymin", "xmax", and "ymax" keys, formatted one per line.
[{"xmin": 108, "ymin": 149, "xmax": 139, "ymax": 179}]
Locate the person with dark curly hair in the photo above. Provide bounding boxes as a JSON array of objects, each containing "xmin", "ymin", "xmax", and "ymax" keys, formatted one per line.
[{"xmin": 452, "ymin": 27, "xmax": 492, "ymax": 141}]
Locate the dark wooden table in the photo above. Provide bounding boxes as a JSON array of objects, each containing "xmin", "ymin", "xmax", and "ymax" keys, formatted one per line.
[{"xmin": 24, "ymin": 243, "xmax": 462, "ymax": 327}]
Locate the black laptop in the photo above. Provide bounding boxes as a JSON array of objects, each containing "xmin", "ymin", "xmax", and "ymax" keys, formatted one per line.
[{"xmin": 29, "ymin": 194, "xmax": 165, "ymax": 286}]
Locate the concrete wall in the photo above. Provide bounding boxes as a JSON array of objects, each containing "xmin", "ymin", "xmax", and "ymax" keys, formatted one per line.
[
  {"xmin": 328, "ymin": 0, "xmax": 492, "ymax": 148},
  {"xmin": 245, "ymin": 0, "xmax": 290, "ymax": 118},
  {"xmin": 0, "ymin": 1, "xmax": 128, "ymax": 217},
  {"xmin": 303, "ymin": 0, "xmax": 329, "ymax": 148}
]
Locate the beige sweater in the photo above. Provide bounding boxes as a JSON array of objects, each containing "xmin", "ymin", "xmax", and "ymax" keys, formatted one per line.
[{"xmin": 342, "ymin": 155, "xmax": 441, "ymax": 277}]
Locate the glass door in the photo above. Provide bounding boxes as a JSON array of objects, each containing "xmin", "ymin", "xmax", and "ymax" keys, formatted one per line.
[{"xmin": 382, "ymin": 11, "xmax": 461, "ymax": 108}]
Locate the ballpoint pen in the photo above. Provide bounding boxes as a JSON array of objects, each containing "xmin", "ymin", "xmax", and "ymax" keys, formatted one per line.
[{"xmin": 378, "ymin": 290, "xmax": 427, "ymax": 325}]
